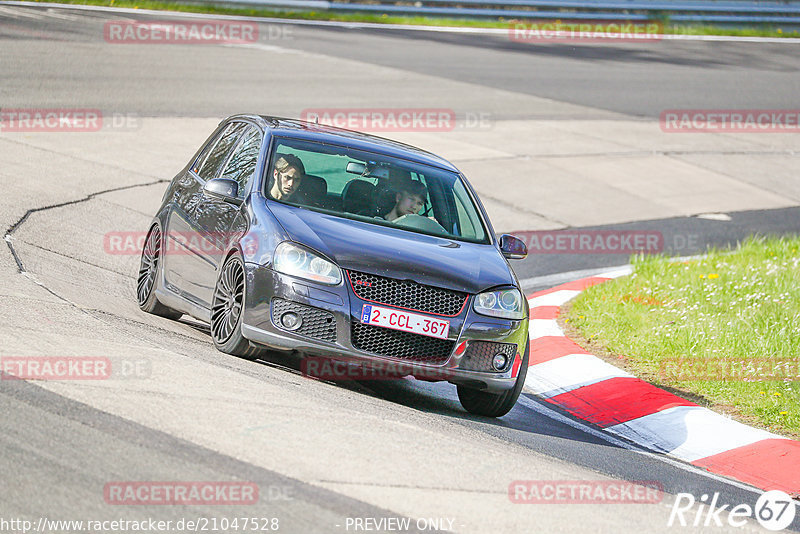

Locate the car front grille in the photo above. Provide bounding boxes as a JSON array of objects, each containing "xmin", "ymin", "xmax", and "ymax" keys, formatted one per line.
[
  {"xmin": 351, "ymin": 322, "xmax": 455, "ymax": 365},
  {"xmin": 271, "ymin": 298, "xmax": 336, "ymax": 343},
  {"xmin": 346, "ymin": 270, "xmax": 468, "ymax": 317},
  {"xmin": 459, "ymin": 341, "xmax": 517, "ymax": 372}
]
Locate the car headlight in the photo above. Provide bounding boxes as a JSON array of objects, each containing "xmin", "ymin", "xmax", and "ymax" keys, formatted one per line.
[
  {"xmin": 273, "ymin": 242, "xmax": 342, "ymax": 285},
  {"xmin": 473, "ymin": 288, "xmax": 525, "ymax": 320}
]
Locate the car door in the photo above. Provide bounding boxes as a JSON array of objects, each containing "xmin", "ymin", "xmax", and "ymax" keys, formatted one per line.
[
  {"xmin": 192, "ymin": 125, "xmax": 264, "ymax": 305},
  {"xmin": 162, "ymin": 121, "xmax": 248, "ymax": 306}
]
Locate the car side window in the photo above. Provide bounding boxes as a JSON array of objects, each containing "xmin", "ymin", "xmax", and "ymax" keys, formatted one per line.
[
  {"xmin": 190, "ymin": 129, "xmax": 223, "ymax": 175},
  {"xmin": 197, "ymin": 122, "xmax": 248, "ymax": 181},
  {"xmin": 220, "ymin": 126, "xmax": 262, "ymax": 198}
]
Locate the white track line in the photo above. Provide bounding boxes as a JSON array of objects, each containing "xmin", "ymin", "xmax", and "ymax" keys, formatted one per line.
[
  {"xmin": 524, "ymin": 353, "xmax": 632, "ymax": 397},
  {"xmin": 528, "ymin": 289, "xmax": 581, "ymax": 308},
  {"xmin": 520, "ymin": 265, "xmax": 633, "ymax": 292},
  {"xmin": 529, "ymin": 318, "xmax": 563, "ymax": 339},
  {"xmin": 606, "ymin": 406, "xmax": 782, "ymax": 462},
  {"xmin": 516, "ymin": 393, "xmax": 768, "ymax": 496}
]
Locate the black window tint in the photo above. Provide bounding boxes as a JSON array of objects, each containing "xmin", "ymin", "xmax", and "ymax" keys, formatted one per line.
[
  {"xmin": 220, "ymin": 126, "xmax": 262, "ymax": 198},
  {"xmin": 197, "ymin": 122, "xmax": 247, "ymax": 181}
]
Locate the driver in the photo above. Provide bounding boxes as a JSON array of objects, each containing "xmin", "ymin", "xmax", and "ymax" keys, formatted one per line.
[
  {"xmin": 270, "ymin": 154, "xmax": 305, "ymax": 200},
  {"xmin": 384, "ymin": 179, "xmax": 428, "ymax": 222}
]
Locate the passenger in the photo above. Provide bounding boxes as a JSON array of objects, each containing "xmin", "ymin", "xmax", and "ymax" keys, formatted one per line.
[
  {"xmin": 270, "ymin": 154, "xmax": 305, "ymax": 200},
  {"xmin": 384, "ymin": 179, "xmax": 428, "ymax": 222}
]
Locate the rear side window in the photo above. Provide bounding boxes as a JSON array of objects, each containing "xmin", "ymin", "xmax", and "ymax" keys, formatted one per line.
[
  {"xmin": 220, "ymin": 126, "xmax": 262, "ymax": 198},
  {"xmin": 190, "ymin": 129, "xmax": 223, "ymax": 174},
  {"xmin": 197, "ymin": 122, "xmax": 248, "ymax": 181}
]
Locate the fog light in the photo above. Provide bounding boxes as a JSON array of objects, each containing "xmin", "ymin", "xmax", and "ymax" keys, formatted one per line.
[
  {"xmin": 281, "ymin": 312, "xmax": 302, "ymax": 331},
  {"xmin": 492, "ymin": 353, "xmax": 508, "ymax": 371}
]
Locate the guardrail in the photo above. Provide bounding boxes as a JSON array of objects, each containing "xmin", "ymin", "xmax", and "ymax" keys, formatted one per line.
[{"xmin": 191, "ymin": 0, "xmax": 800, "ymax": 24}]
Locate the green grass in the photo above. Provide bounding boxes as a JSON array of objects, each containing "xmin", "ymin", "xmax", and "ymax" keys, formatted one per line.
[
  {"xmin": 669, "ymin": 24, "xmax": 800, "ymax": 38},
  {"xmin": 28, "ymin": 0, "xmax": 800, "ymax": 38},
  {"xmin": 566, "ymin": 235, "xmax": 800, "ymax": 438}
]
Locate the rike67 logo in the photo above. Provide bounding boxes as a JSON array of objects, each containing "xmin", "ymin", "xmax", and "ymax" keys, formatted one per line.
[{"xmin": 668, "ymin": 490, "xmax": 796, "ymax": 531}]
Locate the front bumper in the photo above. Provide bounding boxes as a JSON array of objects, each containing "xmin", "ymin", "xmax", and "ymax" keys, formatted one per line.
[{"xmin": 240, "ymin": 264, "xmax": 528, "ymax": 394}]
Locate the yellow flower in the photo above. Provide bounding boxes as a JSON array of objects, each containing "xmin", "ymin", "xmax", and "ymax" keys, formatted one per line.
[
  {"xmin": 780, "ymin": 411, "xmax": 788, "ymax": 415},
  {"xmin": 699, "ymin": 274, "xmax": 705, "ymax": 279},
  {"xmin": 759, "ymin": 392, "xmax": 766, "ymax": 396},
  {"xmin": 774, "ymin": 392, "xmax": 782, "ymax": 397},
  {"xmin": 708, "ymin": 273, "xmax": 719, "ymax": 279}
]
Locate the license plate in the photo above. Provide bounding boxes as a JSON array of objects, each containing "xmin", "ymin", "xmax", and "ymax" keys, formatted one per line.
[{"xmin": 360, "ymin": 304, "xmax": 450, "ymax": 340}]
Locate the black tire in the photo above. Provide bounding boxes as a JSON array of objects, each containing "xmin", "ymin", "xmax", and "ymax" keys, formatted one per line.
[
  {"xmin": 137, "ymin": 224, "xmax": 183, "ymax": 320},
  {"xmin": 210, "ymin": 252, "xmax": 263, "ymax": 360},
  {"xmin": 457, "ymin": 339, "xmax": 529, "ymax": 417}
]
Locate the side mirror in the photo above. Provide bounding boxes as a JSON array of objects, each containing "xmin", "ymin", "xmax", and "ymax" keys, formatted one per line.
[
  {"xmin": 499, "ymin": 234, "xmax": 528, "ymax": 260},
  {"xmin": 203, "ymin": 178, "xmax": 242, "ymax": 205}
]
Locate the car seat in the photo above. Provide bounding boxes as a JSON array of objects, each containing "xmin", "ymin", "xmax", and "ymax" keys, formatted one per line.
[
  {"xmin": 341, "ymin": 179, "xmax": 376, "ymax": 215},
  {"xmin": 295, "ymin": 174, "xmax": 327, "ymax": 208}
]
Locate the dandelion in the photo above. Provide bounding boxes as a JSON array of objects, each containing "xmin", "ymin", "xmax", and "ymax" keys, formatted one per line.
[
  {"xmin": 708, "ymin": 273, "xmax": 719, "ymax": 279},
  {"xmin": 774, "ymin": 392, "xmax": 782, "ymax": 397},
  {"xmin": 780, "ymin": 411, "xmax": 788, "ymax": 415}
]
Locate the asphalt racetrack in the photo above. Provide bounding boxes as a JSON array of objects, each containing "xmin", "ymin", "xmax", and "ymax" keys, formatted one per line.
[{"xmin": 1, "ymin": 4, "xmax": 799, "ymax": 532}]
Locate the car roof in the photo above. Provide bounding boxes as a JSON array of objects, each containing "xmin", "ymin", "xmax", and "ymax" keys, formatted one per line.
[{"xmin": 228, "ymin": 114, "xmax": 461, "ymax": 173}]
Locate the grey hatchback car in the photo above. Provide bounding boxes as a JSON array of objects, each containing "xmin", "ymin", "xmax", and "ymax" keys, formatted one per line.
[{"xmin": 137, "ymin": 115, "xmax": 530, "ymax": 417}]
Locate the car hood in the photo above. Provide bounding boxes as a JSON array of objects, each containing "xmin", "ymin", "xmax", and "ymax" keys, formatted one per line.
[{"xmin": 268, "ymin": 203, "xmax": 515, "ymax": 294}]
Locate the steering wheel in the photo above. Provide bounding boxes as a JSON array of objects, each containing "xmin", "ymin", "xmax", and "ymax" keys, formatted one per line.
[{"xmin": 393, "ymin": 214, "xmax": 447, "ymax": 234}]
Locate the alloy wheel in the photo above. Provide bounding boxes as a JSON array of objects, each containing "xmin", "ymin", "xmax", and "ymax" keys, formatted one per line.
[
  {"xmin": 211, "ymin": 257, "xmax": 245, "ymax": 344},
  {"xmin": 137, "ymin": 227, "xmax": 161, "ymax": 306}
]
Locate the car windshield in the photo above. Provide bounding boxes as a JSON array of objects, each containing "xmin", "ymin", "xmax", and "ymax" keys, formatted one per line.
[{"xmin": 264, "ymin": 137, "xmax": 490, "ymax": 244}]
